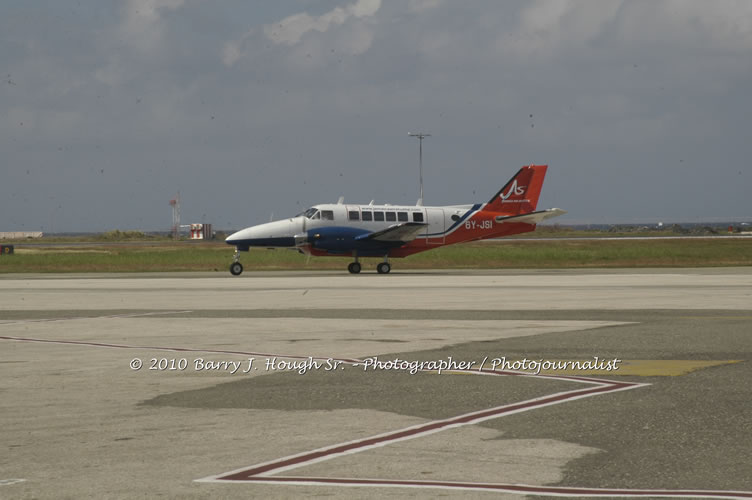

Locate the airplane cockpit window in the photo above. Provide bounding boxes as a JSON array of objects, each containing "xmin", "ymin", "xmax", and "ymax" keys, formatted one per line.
[
  {"xmin": 321, "ymin": 210, "xmax": 334, "ymax": 220},
  {"xmin": 300, "ymin": 208, "xmax": 320, "ymax": 219}
]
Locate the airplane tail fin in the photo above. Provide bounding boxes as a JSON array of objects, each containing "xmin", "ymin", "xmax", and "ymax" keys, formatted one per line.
[{"xmin": 483, "ymin": 164, "xmax": 548, "ymax": 215}]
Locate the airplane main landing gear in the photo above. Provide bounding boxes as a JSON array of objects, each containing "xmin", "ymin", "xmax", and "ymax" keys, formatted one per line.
[
  {"xmin": 229, "ymin": 249, "xmax": 243, "ymax": 276},
  {"xmin": 348, "ymin": 252, "xmax": 361, "ymax": 274},
  {"xmin": 347, "ymin": 262, "xmax": 361, "ymax": 274},
  {"xmin": 376, "ymin": 262, "xmax": 391, "ymax": 274},
  {"xmin": 347, "ymin": 253, "xmax": 391, "ymax": 274},
  {"xmin": 377, "ymin": 254, "xmax": 391, "ymax": 274}
]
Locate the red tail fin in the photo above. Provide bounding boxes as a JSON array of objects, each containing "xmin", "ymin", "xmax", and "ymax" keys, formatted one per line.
[{"xmin": 483, "ymin": 164, "xmax": 548, "ymax": 215}]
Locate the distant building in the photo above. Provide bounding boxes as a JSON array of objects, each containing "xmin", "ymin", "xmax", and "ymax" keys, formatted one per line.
[
  {"xmin": 0, "ymin": 232, "xmax": 43, "ymax": 240},
  {"xmin": 189, "ymin": 224, "xmax": 212, "ymax": 240}
]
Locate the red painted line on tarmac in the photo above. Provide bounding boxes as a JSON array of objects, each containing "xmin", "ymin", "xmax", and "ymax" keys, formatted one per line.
[
  {"xmin": 220, "ymin": 477, "xmax": 752, "ymax": 498},
  {"xmin": 199, "ymin": 368, "xmax": 751, "ymax": 498},
  {"xmin": 210, "ymin": 371, "xmax": 640, "ymax": 481}
]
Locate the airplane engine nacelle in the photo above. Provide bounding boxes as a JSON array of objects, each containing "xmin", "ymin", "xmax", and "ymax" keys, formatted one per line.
[{"xmin": 306, "ymin": 226, "xmax": 371, "ymax": 253}]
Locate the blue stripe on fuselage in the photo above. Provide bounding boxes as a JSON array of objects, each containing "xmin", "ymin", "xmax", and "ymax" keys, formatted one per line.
[{"xmin": 226, "ymin": 237, "xmax": 295, "ymax": 251}]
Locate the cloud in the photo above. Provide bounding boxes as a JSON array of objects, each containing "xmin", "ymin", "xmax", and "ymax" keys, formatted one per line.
[
  {"xmin": 497, "ymin": 0, "xmax": 752, "ymax": 61},
  {"xmin": 92, "ymin": 0, "xmax": 188, "ymax": 86},
  {"xmin": 261, "ymin": 0, "xmax": 381, "ymax": 46},
  {"xmin": 223, "ymin": 0, "xmax": 382, "ymax": 67},
  {"xmin": 407, "ymin": 0, "xmax": 443, "ymax": 13},
  {"xmin": 222, "ymin": 35, "xmax": 247, "ymax": 67},
  {"xmin": 119, "ymin": 0, "xmax": 186, "ymax": 52},
  {"xmin": 497, "ymin": 0, "xmax": 622, "ymax": 59},
  {"xmin": 612, "ymin": 0, "xmax": 752, "ymax": 52}
]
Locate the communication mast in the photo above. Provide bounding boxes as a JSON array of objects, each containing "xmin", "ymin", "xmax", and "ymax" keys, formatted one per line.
[
  {"xmin": 408, "ymin": 132, "xmax": 430, "ymax": 205},
  {"xmin": 169, "ymin": 192, "xmax": 181, "ymax": 239}
]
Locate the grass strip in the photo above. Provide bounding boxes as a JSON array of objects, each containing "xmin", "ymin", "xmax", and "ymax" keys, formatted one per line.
[{"xmin": 1, "ymin": 238, "xmax": 750, "ymax": 273}]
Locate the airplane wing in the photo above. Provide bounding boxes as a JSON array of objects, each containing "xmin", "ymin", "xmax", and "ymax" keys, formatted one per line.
[
  {"xmin": 354, "ymin": 222, "xmax": 427, "ymax": 243},
  {"xmin": 494, "ymin": 208, "xmax": 567, "ymax": 224}
]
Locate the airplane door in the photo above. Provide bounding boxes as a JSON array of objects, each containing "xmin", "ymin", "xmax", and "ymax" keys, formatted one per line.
[
  {"xmin": 346, "ymin": 206, "xmax": 360, "ymax": 225},
  {"xmin": 426, "ymin": 208, "xmax": 445, "ymax": 244}
]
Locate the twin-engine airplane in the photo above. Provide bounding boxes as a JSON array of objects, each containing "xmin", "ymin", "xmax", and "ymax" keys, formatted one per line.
[{"xmin": 225, "ymin": 164, "xmax": 565, "ymax": 275}]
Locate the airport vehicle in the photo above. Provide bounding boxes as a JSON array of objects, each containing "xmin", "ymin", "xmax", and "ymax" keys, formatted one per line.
[{"xmin": 225, "ymin": 164, "xmax": 565, "ymax": 275}]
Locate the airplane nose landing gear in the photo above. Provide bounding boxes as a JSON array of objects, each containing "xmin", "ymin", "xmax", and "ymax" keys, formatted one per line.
[
  {"xmin": 230, "ymin": 262, "xmax": 243, "ymax": 276},
  {"xmin": 229, "ymin": 249, "xmax": 243, "ymax": 276}
]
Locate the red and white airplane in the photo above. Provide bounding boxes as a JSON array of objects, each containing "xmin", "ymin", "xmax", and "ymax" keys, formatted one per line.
[{"xmin": 225, "ymin": 164, "xmax": 565, "ymax": 275}]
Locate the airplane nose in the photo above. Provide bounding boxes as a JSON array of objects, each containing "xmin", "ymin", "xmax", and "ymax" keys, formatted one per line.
[
  {"xmin": 225, "ymin": 230, "xmax": 242, "ymax": 244},
  {"xmin": 223, "ymin": 219, "xmax": 301, "ymax": 249}
]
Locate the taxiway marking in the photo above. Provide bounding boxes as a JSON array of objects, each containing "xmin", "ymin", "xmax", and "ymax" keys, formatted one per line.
[{"xmin": 2, "ymin": 334, "xmax": 749, "ymax": 498}]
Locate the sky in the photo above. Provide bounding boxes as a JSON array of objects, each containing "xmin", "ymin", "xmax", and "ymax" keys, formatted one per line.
[{"xmin": 1, "ymin": 0, "xmax": 751, "ymax": 232}]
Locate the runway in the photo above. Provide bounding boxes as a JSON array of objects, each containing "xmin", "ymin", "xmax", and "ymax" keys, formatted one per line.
[{"xmin": 1, "ymin": 269, "xmax": 750, "ymax": 499}]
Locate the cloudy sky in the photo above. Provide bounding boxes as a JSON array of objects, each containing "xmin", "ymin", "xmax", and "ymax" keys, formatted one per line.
[{"xmin": 2, "ymin": 0, "xmax": 751, "ymax": 232}]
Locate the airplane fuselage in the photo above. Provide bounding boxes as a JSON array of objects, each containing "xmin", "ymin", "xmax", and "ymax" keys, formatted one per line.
[{"xmin": 227, "ymin": 202, "xmax": 538, "ymax": 258}]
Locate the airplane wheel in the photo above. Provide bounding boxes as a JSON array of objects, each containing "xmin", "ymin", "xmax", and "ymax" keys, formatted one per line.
[
  {"xmin": 377, "ymin": 262, "xmax": 391, "ymax": 274},
  {"xmin": 230, "ymin": 262, "xmax": 243, "ymax": 276},
  {"xmin": 347, "ymin": 262, "xmax": 361, "ymax": 274}
]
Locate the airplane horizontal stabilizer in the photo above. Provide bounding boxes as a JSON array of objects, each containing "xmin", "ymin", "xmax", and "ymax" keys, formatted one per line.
[
  {"xmin": 355, "ymin": 222, "xmax": 428, "ymax": 243},
  {"xmin": 494, "ymin": 208, "xmax": 567, "ymax": 225}
]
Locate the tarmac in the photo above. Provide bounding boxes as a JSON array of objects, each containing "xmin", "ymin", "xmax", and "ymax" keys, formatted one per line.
[{"xmin": 0, "ymin": 268, "xmax": 750, "ymax": 499}]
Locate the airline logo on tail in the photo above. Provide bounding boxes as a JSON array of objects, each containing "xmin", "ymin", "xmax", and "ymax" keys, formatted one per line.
[
  {"xmin": 484, "ymin": 164, "xmax": 546, "ymax": 214},
  {"xmin": 500, "ymin": 180, "xmax": 526, "ymax": 201}
]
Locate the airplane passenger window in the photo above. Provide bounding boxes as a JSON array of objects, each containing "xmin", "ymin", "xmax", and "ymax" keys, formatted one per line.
[
  {"xmin": 451, "ymin": 214, "xmax": 461, "ymax": 222},
  {"xmin": 348, "ymin": 211, "xmax": 360, "ymax": 221},
  {"xmin": 397, "ymin": 212, "xmax": 408, "ymax": 222},
  {"xmin": 362, "ymin": 211, "xmax": 373, "ymax": 221},
  {"xmin": 385, "ymin": 212, "xmax": 396, "ymax": 222},
  {"xmin": 374, "ymin": 211, "xmax": 384, "ymax": 221},
  {"xmin": 413, "ymin": 213, "xmax": 424, "ymax": 222},
  {"xmin": 321, "ymin": 210, "xmax": 334, "ymax": 220}
]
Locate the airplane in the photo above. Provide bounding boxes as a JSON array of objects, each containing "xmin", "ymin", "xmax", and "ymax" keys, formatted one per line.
[{"xmin": 225, "ymin": 164, "xmax": 565, "ymax": 275}]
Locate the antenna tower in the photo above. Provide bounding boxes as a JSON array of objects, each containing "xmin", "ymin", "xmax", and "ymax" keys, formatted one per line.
[
  {"xmin": 169, "ymin": 192, "xmax": 181, "ymax": 239},
  {"xmin": 408, "ymin": 132, "xmax": 430, "ymax": 205}
]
